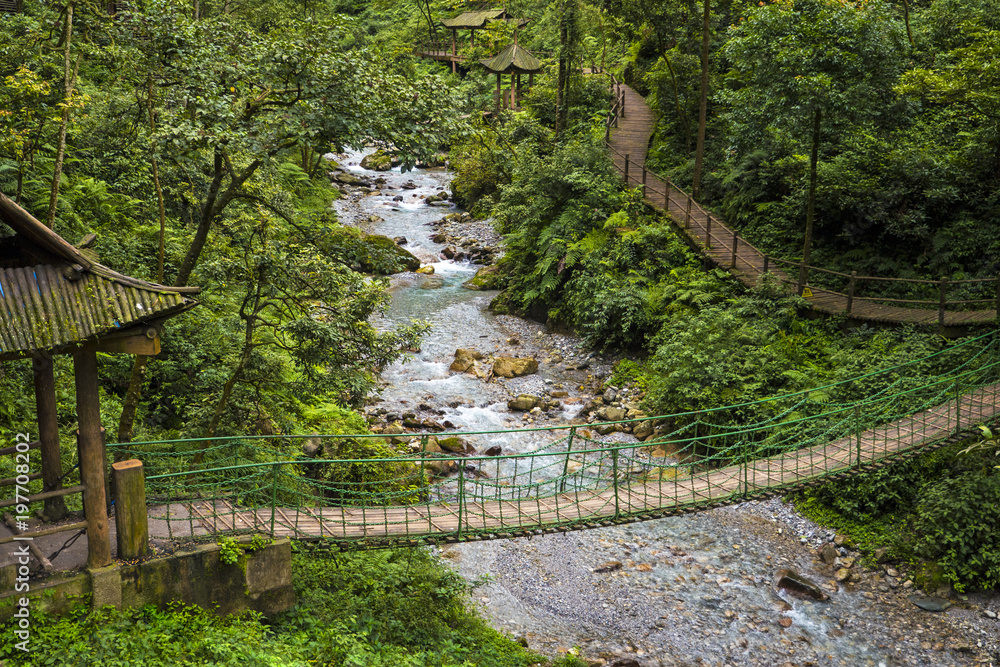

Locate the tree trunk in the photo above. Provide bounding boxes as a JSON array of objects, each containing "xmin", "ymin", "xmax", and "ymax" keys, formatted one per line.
[
  {"xmin": 798, "ymin": 107, "xmax": 822, "ymax": 294},
  {"xmin": 692, "ymin": 0, "xmax": 711, "ymax": 201},
  {"xmin": 45, "ymin": 2, "xmax": 76, "ymax": 228}
]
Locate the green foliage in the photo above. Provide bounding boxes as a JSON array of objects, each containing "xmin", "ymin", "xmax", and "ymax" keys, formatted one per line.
[
  {"xmin": 218, "ymin": 537, "xmax": 243, "ymax": 566},
  {"xmin": 1, "ymin": 550, "xmax": 543, "ymax": 666},
  {"xmin": 913, "ymin": 471, "xmax": 1000, "ymax": 591}
]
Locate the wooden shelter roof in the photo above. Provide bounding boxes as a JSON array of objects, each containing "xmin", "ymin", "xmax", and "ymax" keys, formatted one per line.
[
  {"xmin": 0, "ymin": 193, "xmax": 199, "ymax": 360},
  {"xmin": 480, "ymin": 43, "xmax": 542, "ymax": 74},
  {"xmin": 441, "ymin": 9, "xmax": 528, "ymax": 29}
]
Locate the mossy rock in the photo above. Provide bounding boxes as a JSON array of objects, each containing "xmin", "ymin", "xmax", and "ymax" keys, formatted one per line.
[
  {"xmin": 322, "ymin": 228, "xmax": 420, "ymax": 274},
  {"xmin": 462, "ymin": 265, "xmax": 503, "ymax": 290},
  {"xmin": 360, "ymin": 149, "xmax": 394, "ymax": 171}
]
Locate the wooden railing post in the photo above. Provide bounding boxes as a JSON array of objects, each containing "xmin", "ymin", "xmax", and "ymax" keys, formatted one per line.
[
  {"xmin": 684, "ymin": 196, "xmax": 692, "ymax": 229},
  {"xmin": 939, "ymin": 277, "xmax": 949, "ymax": 329},
  {"xmin": 664, "ymin": 182, "xmax": 670, "ymax": 209},
  {"xmin": 112, "ymin": 460, "xmax": 148, "ymax": 560},
  {"xmin": 847, "ymin": 270, "xmax": 857, "ymax": 315},
  {"xmin": 624, "ymin": 154, "xmax": 630, "ymax": 186},
  {"xmin": 995, "ymin": 274, "xmax": 1000, "ymax": 318},
  {"xmin": 641, "ymin": 166, "xmax": 647, "ymax": 196},
  {"xmin": 706, "ymin": 215, "xmax": 712, "ymax": 249},
  {"xmin": 731, "ymin": 233, "xmax": 738, "ymax": 269},
  {"xmin": 763, "ymin": 254, "xmax": 770, "ymax": 275},
  {"xmin": 620, "ymin": 90, "xmax": 625, "ymax": 118}
]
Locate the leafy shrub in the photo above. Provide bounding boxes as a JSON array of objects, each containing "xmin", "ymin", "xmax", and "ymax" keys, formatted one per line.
[{"xmin": 913, "ymin": 471, "xmax": 1000, "ymax": 591}]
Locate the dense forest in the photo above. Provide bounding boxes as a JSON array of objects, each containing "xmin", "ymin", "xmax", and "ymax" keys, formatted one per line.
[{"xmin": 2, "ymin": 0, "xmax": 1000, "ymax": 663}]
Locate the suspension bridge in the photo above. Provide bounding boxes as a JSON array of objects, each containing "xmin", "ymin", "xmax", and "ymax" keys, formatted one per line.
[{"xmin": 106, "ymin": 332, "xmax": 1000, "ymax": 551}]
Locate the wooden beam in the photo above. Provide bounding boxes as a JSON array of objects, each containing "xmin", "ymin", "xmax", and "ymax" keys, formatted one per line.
[
  {"xmin": 73, "ymin": 345, "xmax": 111, "ymax": 568},
  {"xmin": 94, "ymin": 329, "xmax": 160, "ymax": 355}
]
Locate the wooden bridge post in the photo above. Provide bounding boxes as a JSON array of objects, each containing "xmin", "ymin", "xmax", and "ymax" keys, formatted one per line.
[
  {"xmin": 624, "ymin": 154, "xmax": 630, "ymax": 186},
  {"xmin": 664, "ymin": 182, "xmax": 670, "ymax": 209},
  {"xmin": 706, "ymin": 216, "xmax": 712, "ymax": 249},
  {"xmin": 763, "ymin": 255, "xmax": 769, "ymax": 275},
  {"xmin": 730, "ymin": 234, "xmax": 738, "ymax": 269},
  {"xmin": 995, "ymin": 274, "xmax": 1000, "ymax": 318},
  {"xmin": 112, "ymin": 459, "xmax": 148, "ymax": 560},
  {"xmin": 938, "ymin": 277, "xmax": 949, "ymax": 330},
  {"xmin": 620, "ymin": 90, "xmax": 625, "ymax": 118},
  {"xmin": 847, "ymin": 271, "xmax": 857, "ymax": 315},
  {"xmin": 641, "ymin": 166, "xmax": 647, "ymax": 196},
  {"xmin": 684, "ymin": 197, "xmax": 692, "ymax": 229}
]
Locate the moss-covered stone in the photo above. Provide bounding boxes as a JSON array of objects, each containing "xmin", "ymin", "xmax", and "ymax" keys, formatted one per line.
[
  {"xmin": 360, "ymin": 149, "xmax": 394, "ymax": 171},
  {"xmin": 462, "ymin": 265, "xmax": 503, "ymax": 290},
  {"xmin": 322, "ymin": 227, "xmax": 420, "ymax": 274}
]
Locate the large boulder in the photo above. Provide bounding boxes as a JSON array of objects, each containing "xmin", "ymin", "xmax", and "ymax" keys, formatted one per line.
[
  {"xmin": 450, "ymin": 349, "xmax": 485, "ymax": 373},
  {"xmin": 492, "ymin": 357, "xmax": 539, "ymax": 378},
  {"xmin": 334, "ymin": 171, "xmax": 365, "ymax": 186},
  {"xmin": 462, "ymin": 265, "xmax": 503, "ymax": 290},
  {"xmin": 596, "ymin": 406, "xmax": 627, "ymax": 422},
  {"xmin": 360, "ymin": 149, "xmax": 394, "ymax": 171},
  {"xmin": 508, "ymin": 394, "xmax": 544, "ymax": 411},
  {"xmin": 772, "ymin": 569, "xmax": 830, "ymax": 601}
]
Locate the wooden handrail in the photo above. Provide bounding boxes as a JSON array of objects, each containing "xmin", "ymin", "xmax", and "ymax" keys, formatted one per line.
[{"xmin": 601, "ymin": 78, "xmax": 998, "ymax": 325}]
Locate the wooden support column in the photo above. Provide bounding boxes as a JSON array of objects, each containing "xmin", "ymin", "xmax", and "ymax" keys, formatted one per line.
[
  {"xmin": 32, "ymin": 352, "xmax": 67, "ymax": 520},
  {"xmin": 73, "ymin": 346, "xmax": 111, "ymax": 568},
  {"xmin": 113, "ymin": 460, "xmax": 148, "ymax": 559}
]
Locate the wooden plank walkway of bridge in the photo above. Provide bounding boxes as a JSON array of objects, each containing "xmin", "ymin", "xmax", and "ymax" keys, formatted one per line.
[
  {"xmin": 149, "ymin": 382, "xmax": 1000, "ymax": 546},
  {"xmin": 606, "ymin": 82, "xmax": 997, "ymax": 329}
]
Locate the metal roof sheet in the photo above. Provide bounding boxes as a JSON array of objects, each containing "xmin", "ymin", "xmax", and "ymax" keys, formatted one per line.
[{"xmin": 0, "ymin": 264, "xmax": 194, "ymax": 357}]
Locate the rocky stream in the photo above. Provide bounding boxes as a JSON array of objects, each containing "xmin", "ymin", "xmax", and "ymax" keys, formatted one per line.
[{"xmin": 329, "ymin": 150, "xmax": 1000, "ymax": 667}]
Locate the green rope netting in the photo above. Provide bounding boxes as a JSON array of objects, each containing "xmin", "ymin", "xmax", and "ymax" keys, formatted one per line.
[{"xmin": 112, "ymin": 331, "xmax": 1000, "ymax": 545}]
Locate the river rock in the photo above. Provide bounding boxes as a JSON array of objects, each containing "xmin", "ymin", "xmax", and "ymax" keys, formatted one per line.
[
  {"xmin": 596, "ymin": 406, "xmax": 627, "ymax": 422},
  {"xmin": 819, "ymin": 543, "xmax": 838, "ymax": 565},
  {"xmin": 334, "ymin": 171, "xmax": 365, "ymax": 186},
  {"xmin": 462, "ymin": 265, "xmax": 503, "ymax": 290},
  {"xmin": 633, "ymin": 420, "xmax": 655, "ymax": 440},
  {"xmin": 437, "ymin": 436, "xmax": 471, "ymax": 453},
  {"xmin": 393, "ymin": 236, "xmax": 407, "ymax": 245},
  {"xmin": 603, "ymin": 387, "xmax": 618, "ymax": 402},
  {"xmin": 416, "ymin": 265, "xmax": 435, "ymax": 274},
  {"xmin": 834, "ymin": 568, "xmax": 851, "ymax": 583},
  {"xmin": 508, "ymin": 394, "xmax": 544, "ymax": 411},
  {"xmin": 772, "ymin": 569, "xmax": 830, "ymax": 601},
  {"xmin": 450, "ymin": 349, "xmax": 485, "ymax": 373},
  {"xmin": 492, "ymin": 357, "xmax": 539, "ymax": 378},
  {"xmin": 360, "ymin": 149, "xmax": 393, "ymax": 171},
  {"xmin": 910, "ymin": 595, "xmax": 952, "ymax": 612}
]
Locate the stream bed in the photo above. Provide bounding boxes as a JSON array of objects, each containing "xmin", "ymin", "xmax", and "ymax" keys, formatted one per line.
[{"xmin": 331, "ymin": 150, "xmax": 999, "ymax": 667}]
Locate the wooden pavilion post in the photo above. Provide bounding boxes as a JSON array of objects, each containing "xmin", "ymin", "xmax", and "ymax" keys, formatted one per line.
[
  {"xmin": 515, "ymin": 73, "xmax": 521, "ymax": 107},
  {"xmin": 32, "ymin": 352, "xmax": 67, "ymax": 520},
  {"xmin": 73, "ymin": 345, "xmax": 111, "ymax": 568}
]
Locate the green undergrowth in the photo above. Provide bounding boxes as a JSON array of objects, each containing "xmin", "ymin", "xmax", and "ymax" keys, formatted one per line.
[
  {"xmin": 792, "ymin": 440, "xmax": 1000, "ymax": 592},
  {"xmin": 1, "ymin": 549, "xmax": 544, "ymax": 666}
]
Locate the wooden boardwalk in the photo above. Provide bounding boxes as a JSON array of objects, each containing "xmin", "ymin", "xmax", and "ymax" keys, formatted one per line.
[
  {"xmin": 606, "ymin": 82, "xmax": 997, "ymax": 329},
  {"xmin": 148, "ymin": 382, "xmax": 1000, "ymax": 547}
]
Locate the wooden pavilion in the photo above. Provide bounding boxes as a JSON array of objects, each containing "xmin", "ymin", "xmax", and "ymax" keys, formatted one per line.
[
  {"xmin": 481, "ymin": 42, "xmax": 542, "ymax": 111},
  {"xmin": 419, "ymin": 8, "xmax": 529, "ymax": 72},
  {"xmin": 0, "ymin": 193, "xmax": 198, "ymax": 569}
]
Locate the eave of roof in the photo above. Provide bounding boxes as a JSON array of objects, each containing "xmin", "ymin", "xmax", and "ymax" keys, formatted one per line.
[{"xmin": 480, "ymin": 43, "xmax": 543, "ymax": 74}]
